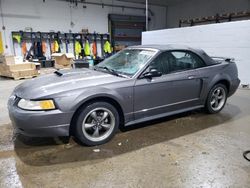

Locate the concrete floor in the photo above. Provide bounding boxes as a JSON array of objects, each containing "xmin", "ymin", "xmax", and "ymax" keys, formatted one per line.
[{"xmin": 0, "ymin": 76, "xmax": 250, "ymax": 188}]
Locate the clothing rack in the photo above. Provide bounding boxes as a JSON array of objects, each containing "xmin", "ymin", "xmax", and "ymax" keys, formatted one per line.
[{"xmin": 11, "ymin": 31, "xmax": 110, "ymax": 59}]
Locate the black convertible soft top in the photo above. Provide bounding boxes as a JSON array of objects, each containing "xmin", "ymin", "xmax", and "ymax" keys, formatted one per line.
[{"xmin": 130, "ymin": 44, "xmax": 217, "ymax": 66}]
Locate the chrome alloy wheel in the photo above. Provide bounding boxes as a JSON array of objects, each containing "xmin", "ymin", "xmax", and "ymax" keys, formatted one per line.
[
  {"xmin": 82, "ymin": 107, "xmax": 115, "ymax": 142},
  {"xmin": 210, "ymin": 87, "xmax": 226, "ymax": 111}
]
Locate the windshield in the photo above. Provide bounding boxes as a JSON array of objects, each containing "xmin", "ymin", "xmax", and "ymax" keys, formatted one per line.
[{"xmin": 96, "ymin": 49, "xmax": 157, "ymax": 77}]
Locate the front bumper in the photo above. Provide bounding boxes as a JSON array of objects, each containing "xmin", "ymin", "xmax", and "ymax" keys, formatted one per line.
[{"xmin": 8, "ymin": 97, "xmax": 73, "ymax": 137}]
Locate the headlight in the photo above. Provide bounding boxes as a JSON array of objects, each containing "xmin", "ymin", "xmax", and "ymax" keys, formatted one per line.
[{"xmin": 17, "ymin": 99, "xmax": 56, "ymax": 110}]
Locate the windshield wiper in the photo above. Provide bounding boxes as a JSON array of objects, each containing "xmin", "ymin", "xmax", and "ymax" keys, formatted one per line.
[{"xmin": 96, "ymin": 66, "xmax": 127, "ymax": 78}]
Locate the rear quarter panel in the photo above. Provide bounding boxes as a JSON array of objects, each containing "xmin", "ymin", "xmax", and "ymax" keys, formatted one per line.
[{"xmin": 197, "ymin": 62, "xmax": 238, "ymax": 104}]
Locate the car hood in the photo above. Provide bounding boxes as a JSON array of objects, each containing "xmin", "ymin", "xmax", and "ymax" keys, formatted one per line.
[{"xmin": 14, "ymin": 68, "xmax": 125, "ymax": 99}]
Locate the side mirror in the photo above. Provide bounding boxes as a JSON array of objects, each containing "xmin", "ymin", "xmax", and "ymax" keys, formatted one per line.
[{"xmin": 143, "ymin": 68, "xmax": 162, "ymax": 78}]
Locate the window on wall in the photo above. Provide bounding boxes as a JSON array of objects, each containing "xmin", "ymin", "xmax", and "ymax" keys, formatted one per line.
[{"xmin": 150, "ymin": 50, "xmax": 206, "ymax": 74}]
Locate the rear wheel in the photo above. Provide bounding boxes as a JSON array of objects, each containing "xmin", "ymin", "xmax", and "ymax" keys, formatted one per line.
[
  {"xmin": 74, "ymin": 102, "xmax": 119, "ymax": 146},
  {"xmin": 206, "ymin": 84, "xmax": 228, "ymax": 114}
]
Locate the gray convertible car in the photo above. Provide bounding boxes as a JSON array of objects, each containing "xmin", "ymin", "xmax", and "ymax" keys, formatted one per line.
[{"xmin": 8, "ymin": 45, "xmax": 240, "ymax": 146}]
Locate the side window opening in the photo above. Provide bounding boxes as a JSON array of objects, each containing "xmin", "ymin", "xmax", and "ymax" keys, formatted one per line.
[
  {"xmin": 169, "ymin": 51, "xmax": 206, "ymax": 73},
  {"xmin": 147, "ymin": 50, "xmax": 206, "ymax": 76},
  {"xmin": 149, "ymin": 52, "xmax": 169, "ymax": 74},
  {"xmin": 191, "ymin": 52, "xmax": 207, "ymax": 68}
]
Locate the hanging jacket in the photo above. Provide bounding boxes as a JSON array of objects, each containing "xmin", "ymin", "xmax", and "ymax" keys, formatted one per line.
[
  {"xmin": 92, "ymin": 42, "xmax": 97, "ymax": 57},
  {"xmin": 104, "ymin": 40, "xmax": 112, "ymax": 54},
  {"xmin": 51, "ymin": 42, "xmax": 55, "ymax": 53},
  {"xmin": 21, "ymin": 41, "xmax": 27, "ymax": 55},
  {"xmin": 84, "ymin": 40, "xmax": 91, "ymax": 56},
  {"xmin": 54, "ymin": 41, "xmax": 59, "ymax": 52},
  {"xmin": 0, "ymin": 32, "xmax": 4, "ymax": 54},
  {"xmin": 37, "ymin": 42, "xmax": 43, "ymax": 57},
  {"xmin": 33, "ymin": 42, "xmax": 43, "ymax": 58},
  {"xmin": 42, "ymin": 41, "xmax": 47, "ymax": 54},
  {"xmin": 13, "ymin": 34, "xmax": 21, "ymax": 44},
  {"xmin": 75, "ymin": 41, "xmax": 82, "ymax": 56}
]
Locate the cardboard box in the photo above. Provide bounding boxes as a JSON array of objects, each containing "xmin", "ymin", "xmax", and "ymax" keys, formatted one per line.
[
  {"xmin": 14, "ymin": 56, "xmax": 25, "ymax": 64},
  {"xmin": 18, "ymin": 69, "xmax": 38, "ymax": 78},
  {"xmin": 0, "ymin": 55, "xmax": 15, "ymax": 65},
  {"xmin": 8, "ymin": 63, "xmax": 36, "ymax": 71},
  {"xmin": 52, "ymin": 53, "xmax": 74, "ymax": 66},
  {"xmin": 0, "ymin": 62, "xmax": 39, "ymax": 80},
  {"xmin": 54, "ymin": 63, "xmax": 72, "ymax": 69},
  {"xmin": 0, "ymin": 69, "xmax": 39, "ymax": 80}
]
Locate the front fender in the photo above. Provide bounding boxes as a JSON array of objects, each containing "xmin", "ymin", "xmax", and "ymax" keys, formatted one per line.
[{"xmin": 72, "ymin": 87, "xmax": 126, "ymax": 112}]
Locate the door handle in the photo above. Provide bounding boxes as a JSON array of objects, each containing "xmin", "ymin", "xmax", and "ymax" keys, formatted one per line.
[{"xmin": 188, "ymin": 75, "xmax": 195, "ymax": 79}]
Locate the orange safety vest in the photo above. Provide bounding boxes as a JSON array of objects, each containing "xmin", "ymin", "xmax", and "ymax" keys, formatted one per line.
[
  {"xmin": 92, "ymin": 42, "xmax": 97, "ymax": 57},
  {"xmin": 21, "ymin": 41, "xmax": 27, "ymax": 55},
  {"xmin": 51, "ymin": 42, "xmax": 55, "ymax": 53},
  {"xmin": 42, "ymin": 41, "xmax": 47, "ymax": 54}
]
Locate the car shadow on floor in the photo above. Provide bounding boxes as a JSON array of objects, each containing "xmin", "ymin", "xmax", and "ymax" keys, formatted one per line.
[{"xmin": 14, "ymin": 103, "xmax": 241, "ymax": 167}]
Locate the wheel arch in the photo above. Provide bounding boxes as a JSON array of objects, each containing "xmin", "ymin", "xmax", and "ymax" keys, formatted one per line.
[
  {"xmin": 69, "ymin": 96, "xmax": 125, "ymax": 135},
  {"xmin": 205, "ymin": 79, "xmax": 229, "ymax": 114},
  {"xmin": 212, "ymin": 79, "xmax": 230, "ymax": 92},
  {"xmin": 213, "ymin": 79, "xmax": 230, "ymax": 92},
  {"xmin": 207, "ymin": 72, "xmax": 231, "ymax": 95},
  {"xmin": 203, "ymin": 77, "xmax": 230, "ymax": 105},
  {"xmin": 204, "ymin": 78, "xmax": 229, "ymax": 102}
]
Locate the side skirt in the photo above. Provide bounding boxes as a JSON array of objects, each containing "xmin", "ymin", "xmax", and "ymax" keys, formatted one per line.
[{"xmin": 125, "ymin": 105, "xmax": 204, "ymax": 126}]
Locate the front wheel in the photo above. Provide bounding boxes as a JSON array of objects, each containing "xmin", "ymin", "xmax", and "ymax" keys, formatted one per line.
[
  {"xmin": 74, "ymin": 102, "xmax": 119, "ymax": 146},
  {"xmin": 205, "ymin": 84, "xmax": 228, "ymax": 114}
]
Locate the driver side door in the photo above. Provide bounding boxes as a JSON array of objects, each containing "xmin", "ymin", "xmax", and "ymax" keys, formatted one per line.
[{"xmin": 133, "ymin": 50, "xmax": 204, "ymax": 121}]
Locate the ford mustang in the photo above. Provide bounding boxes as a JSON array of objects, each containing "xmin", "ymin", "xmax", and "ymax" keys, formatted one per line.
[{"xmin": 8, "ymin": 45, "xmax": 240, "ymax": 146}]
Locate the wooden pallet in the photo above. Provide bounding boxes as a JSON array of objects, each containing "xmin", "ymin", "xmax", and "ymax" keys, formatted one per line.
[
  {"xmin": 0, "ymin": 68, "xmax": 39, "ymax": 80},
  {"xmin": 13, "ymin": 75, "xmax": 38, "ymax": 80},
  {"xmin": 0, "ymin": 74, "xmax": 39, "ymax": 80}
]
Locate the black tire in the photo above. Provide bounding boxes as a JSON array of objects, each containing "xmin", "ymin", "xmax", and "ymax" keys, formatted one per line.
[
  {"xmin": 74, "ymin": 101, "xmax": 119, "ymax": 146},
  {"xmin": 205, "ymin": 84, "xmax": 228, "ymax": 114}
]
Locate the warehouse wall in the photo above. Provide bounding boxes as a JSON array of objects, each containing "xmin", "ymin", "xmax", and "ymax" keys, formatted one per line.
[
  {"xmin": 142, "ymin": 20, "xmax": 250, "ymax": 85},
  {"xmin": 167, "ymin": 0, "xmax": 250, "ymax": 28},
  {"xmin": 0, "ymin": 0, "xmax": 166, "ymax": 55}
]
